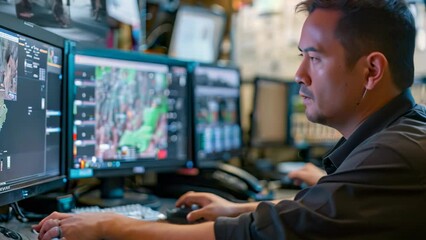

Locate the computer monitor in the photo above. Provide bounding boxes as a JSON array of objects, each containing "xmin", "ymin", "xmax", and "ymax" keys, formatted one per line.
[
  {"xmin": 0, "ymin": 13, "xmax": 66, "ymax": 208},
  {"xmin": 250, "ymin": 78, "xmax": 291, "ymax": 147},
  {"xmin": 168, "ymin": 5, "xmax": 226, "ymax": 63},
  {"xmin": 67, "ymin": 47, "xmax": 191, "ymax": 207},
  {"xmin": 192, "ymin": 63, "xmax": 242, "ymax": 168}
]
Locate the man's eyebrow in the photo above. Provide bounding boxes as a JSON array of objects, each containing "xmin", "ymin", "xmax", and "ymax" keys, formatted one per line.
[{"xmin": 298, "ymin": 46, "xmax": 319, "ymax": 52}]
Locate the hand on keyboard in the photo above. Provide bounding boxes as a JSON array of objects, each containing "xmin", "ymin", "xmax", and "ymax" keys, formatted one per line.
[{"xmin": 72, "ymin": 204, "xmax": 166, "ymax": 221}]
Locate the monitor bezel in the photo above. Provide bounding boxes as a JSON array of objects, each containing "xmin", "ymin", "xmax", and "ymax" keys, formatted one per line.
[
  {"xmin": 67, "ymin": 46, "xmax": 193, "ymax": 179},
  {"xmin": 191, "ymin": 62, "xmax": 243, "ymax": 168},
  {"xmin": 0, "ymin": 13, "xmax": 67, "ymax": 207},
  {"xmin": 249, "ymin": 77, "xmax": 294, "ymax": 148}
]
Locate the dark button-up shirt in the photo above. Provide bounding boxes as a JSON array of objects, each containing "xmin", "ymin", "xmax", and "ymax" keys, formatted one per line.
[{"xmin": 215, "ymin": 90, "xmax": 426, "ymax": 239}]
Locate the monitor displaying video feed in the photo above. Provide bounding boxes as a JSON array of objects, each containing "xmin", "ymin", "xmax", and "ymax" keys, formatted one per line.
[
  {"xmin": 192, "ymin": 64, "xmax": 242, "ymax": 167},
  {"xmin": 68, "ymin": 49, "xmax": 190, "ymax": 206},
  {"xmin": 0, "ymin": 13, "xmax": 66, "ymax": 207}
]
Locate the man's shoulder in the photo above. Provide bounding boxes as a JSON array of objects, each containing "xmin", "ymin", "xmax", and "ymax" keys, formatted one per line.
[
  {"xmin": 387, "ymin": 103, "xmax": 426, "ymax": 132},
  {"xmin": 371, "ymin": 104, "xmax": 425, "ymax": 140},
  {"xmin": 357, "ymin": 104, "xmax": 426, "ymax": 161},
  {"xmin": 403, "ymin": 103, "xmax": 426, "ymax": 121}
]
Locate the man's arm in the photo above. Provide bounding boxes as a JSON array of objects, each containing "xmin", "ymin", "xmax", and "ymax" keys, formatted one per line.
[
  {"xmin": 34, "ymin": 211, "xmax": 215, "ymax": 240},
  {"xmin": 176, "ymin": 191, "xmax": 283, "ymax": 222},
  {"xmin": 106, "ymin": 219, "xmax": 215, "ymax": 240}
]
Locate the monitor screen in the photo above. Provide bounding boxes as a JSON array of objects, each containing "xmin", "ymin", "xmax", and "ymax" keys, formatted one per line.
[
  {"xmin": 168, "ymin": 5, "xmax": 226, "ymax": 63},
  {"xmin": 250, "ymin": 78, "xmax": 291, "ymax": 147},
  {"xmin": 69, "ymin": 50, "xmax": 190, "ymax": 179},
  {"xmin": 192, "ymin": 64, "xmax": 242, "ymax": 167},
  {"xmin": 0, "ymin": 13, "xmax": 66, "ymax": 207}
]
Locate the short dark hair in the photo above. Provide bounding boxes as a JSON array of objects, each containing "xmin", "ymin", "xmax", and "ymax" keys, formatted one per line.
[{"xmin": 296, "ymin": 0, "xmax": 416, "ymax": 90}]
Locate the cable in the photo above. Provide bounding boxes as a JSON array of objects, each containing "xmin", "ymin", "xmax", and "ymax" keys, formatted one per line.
[{"xmin": 10, "ymin": 202, "xmax": 28, "ymax": 223}]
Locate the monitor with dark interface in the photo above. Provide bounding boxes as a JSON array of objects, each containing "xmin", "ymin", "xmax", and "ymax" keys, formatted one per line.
[
  {"xmin": 0, "ymin": 13, "xmax": 66, "ymax": 209},
  {"xmin": 192, "ymin": 63, "xmax": 242, "ymax": 167},
  {"xmin": 168, "ymin": 5, "xmax": 226, "ymax": 63},
  {"xmin": 67, "ymin": 48, "xmax": 190, "ymax": 206},
  {"xmin": 250, "ymin": 78, "xmax": 291, "ymax": 147}
]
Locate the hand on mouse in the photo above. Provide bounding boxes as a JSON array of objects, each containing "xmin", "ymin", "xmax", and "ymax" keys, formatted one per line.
[
  {"xmin": 175, "ymin": 191, "xmax": 248, "ymax": 222},
  {"xmin": 287, "ymin": 162, "xmax": 326, "ymax": 187}
]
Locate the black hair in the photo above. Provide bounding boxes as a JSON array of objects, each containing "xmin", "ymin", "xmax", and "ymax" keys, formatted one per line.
[{"xmin": 296, "ymin": 0, "xmax": 416, "ymax": 90}]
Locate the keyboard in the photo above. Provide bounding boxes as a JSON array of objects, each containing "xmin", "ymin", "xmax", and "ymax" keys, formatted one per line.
[{"xmin": 72, "ymin": 204, "xmax": 166, "ymax": 221}]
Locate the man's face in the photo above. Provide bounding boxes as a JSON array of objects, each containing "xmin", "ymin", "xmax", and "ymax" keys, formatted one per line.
[{"xmin": 295, "ymin": 9, "xmax": 367, "ymax": 129}]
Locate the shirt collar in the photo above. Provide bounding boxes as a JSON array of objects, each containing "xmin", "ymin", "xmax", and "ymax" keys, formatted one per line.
[{"xmin": 322, "ymin": 89, "xmax": 415, "ymax": 174}]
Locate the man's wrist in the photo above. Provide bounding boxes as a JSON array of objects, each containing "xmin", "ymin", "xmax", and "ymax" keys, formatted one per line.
[{"xmin": 233, "ymin": 202, "xmax": 259, "ymax": 217}]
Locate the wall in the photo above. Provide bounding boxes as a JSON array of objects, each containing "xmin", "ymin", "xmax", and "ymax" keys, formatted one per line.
[{"xmin": 232, "ymin": 0, "xmax": 426, "ymax": 82}]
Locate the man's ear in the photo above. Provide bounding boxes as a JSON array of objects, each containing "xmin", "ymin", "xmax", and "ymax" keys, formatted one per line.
[{"xmin": 365, "ymin": 52, "xmax": 388, "ymax": 90}]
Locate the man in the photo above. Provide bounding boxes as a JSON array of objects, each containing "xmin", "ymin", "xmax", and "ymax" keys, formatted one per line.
[{"xmin": 34, "ymin": 0, "xmax": 426, "ymax": 239}]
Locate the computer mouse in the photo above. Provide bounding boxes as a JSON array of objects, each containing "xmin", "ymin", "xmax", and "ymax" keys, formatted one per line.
[{"xmin": 166, "ymin": 204, "xmax": 201, "ymax": 224}]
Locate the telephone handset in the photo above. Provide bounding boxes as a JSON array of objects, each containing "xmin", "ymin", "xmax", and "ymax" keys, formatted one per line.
[
  {"xmin": 214, "ymin": 162, "xmax": 263, "ymax": 193},
  {"xmin": 155, "ymin": 163, "xmax": 274, "ymax": 201},
  {"xmin": 201, "ymin": 163, "xmax": 274, "ymax": 201}
]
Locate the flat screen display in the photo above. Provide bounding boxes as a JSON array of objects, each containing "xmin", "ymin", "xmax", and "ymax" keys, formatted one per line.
[
  {"xmin": 193, "ymin": 64, "xmax": 242, "ymax": 167},
  {"xmin": 0, "ymin": 13, "xmax": 66, "ymax": 206},
  {"xmin": 69, "ymin": 51, "xmax": 190, "ymax": 179}
]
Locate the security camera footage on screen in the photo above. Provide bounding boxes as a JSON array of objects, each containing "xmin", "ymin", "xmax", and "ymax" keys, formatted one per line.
[{"xmin": 72, "ymin": 55, "xmax": 188, "ymax": 175}]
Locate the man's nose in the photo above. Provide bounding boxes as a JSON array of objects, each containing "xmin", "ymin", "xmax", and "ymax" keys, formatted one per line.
[{"xmin": 294, "ymin": 59, "xmax": 311, "ymax": 86}]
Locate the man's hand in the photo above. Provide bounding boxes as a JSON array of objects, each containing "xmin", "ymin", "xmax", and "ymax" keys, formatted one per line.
[
  {"xmin": 175, "ymin": 191, "xmax": 254, "ymax": 222},
  {"xmin": 287, "ymin": 162, "xmax": 326, "ymax": 186}
]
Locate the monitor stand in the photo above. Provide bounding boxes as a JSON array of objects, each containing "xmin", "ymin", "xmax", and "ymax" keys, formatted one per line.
[{"xmin": 77, "ymin": 177, "xmax": 159, "ymax": 208}]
